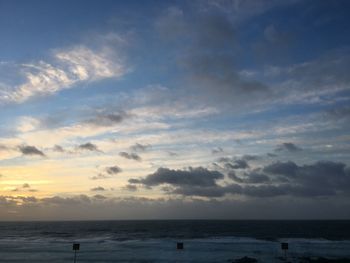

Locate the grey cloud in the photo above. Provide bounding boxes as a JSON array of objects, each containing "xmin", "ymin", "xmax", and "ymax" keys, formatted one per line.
[
  {"xmin": 193, "ymin": 14, "xmax": 236, "ymax": 49},
  {"xmin": 130, "ymin": 160, "xmax": 350, "ymax": 198},
  {"xmin": 88, "ymin": 111, "xmax": 128, "ymax": 127},
  {"xmin": 263, "ymin": 161, "xmax": 298, "ymax": 177},
  {"xmin": 157, "ymin": 5, "xmax": 270, "ymax": 108},
  {"xmin": 243, "ymin": 184, "xmax": 288, "ymax": 197},
  {"xmin": 129, "ymin": 167, "xmax": 224, "ymax": 187},
  {"xmin": 225, "ymin": 159, "xmax": 249, "ymax": 169},
  {"xmin": 130, "ymin": 143, "xmax": 150, "ymax": 152},
  {"xmin": 267, "ymin": 153, "xmax": 278, "ymax": 157},
  {"xmin": 41, "ymin": 195, "xmax": 92, "ymax": 205},
  {"xmin": 212, "ymin": 147, "xmax": 224, "ymax": 154},
  {"xmin": 275, "ymin": 142, "xmax": 302, "ymax": 152},
  {"xmin": 228, "ymin": 171, "xmax": 244, "ymax": 183},
  {"xmin": 90, "ymin": 173, "xmax": 111, "ymax": 180},
  {"xmin": 53, "ymin": 145, "xmax": 65, "ymax": 152},
  {"xmin": 0, "ymin": 144, "xmax": 8, "ymax": 151},
  {"xmin": 268, "ymin": 48, "xmax": 350, "ymax": 104},
  {"xmin": 168, "ymin": 183, "xmax": 243, "ymax": 198},
  {"xmin": 242, "ymin": 155, "xmax": 260, "ymax": 161},
  {"xmin": 199, "ymin": 0, "xmax": 300, "ymax": 21},
  {"xmin": 254, "ymin": 24, "xmax": 295, "ymax": 64},
  {"xmin": 228, "ymin": 170, "xmax": 270, "ymax": 184},
  {"xmin": 1, "ymin": 194, "xmax": 350, "ymax": 220},
  {"xmin": 91, "ymin": 186, "xmax": 106, "ymax": 192},
  {"xmin": 119, "ymin": 152, "xmax": 141, "ymax": 161},
  {"xmin": 172, "ymin": 185, "xmax": 231, "ymax": 197},
  {"xmin": 77, "ymin": 142, "xmax": 100, "ymax": 152},
  {"xmin": 182, "ymin": 51, "xmax": 269, "ymax": 106},
  {"xmin": 123, "ymin": 184, "xmax": 138, "ymax": 192},
  {"xmin": 93, "ymin": 194, "xmax": 107, "ymax": 200},
  {"xmin": 218, "ymin": 157, "xmax": 251, "ymax": 169},
  {"xmin": 325, "ymin": 106, "xmax": 350, "ymax": 120},
  {"xmin": 156, "ymin": 7, "xmax": 187, "ymax": 40},
  {"xmin": 18, "ymin": 145, "xmax": 45, "ymax": 157},
  {"xmin": 243, "ymin": 171, "xmax": 270, "ymax": 184},
  {"xmin": 263, "ymin": 161, "xmax": 350, "ymax": 196},
  {"xmin": 106, "ymin": 165, "xmax": 122, "ymax": 175},
  {"xmin": 128, "ymin": 178, "xmax": 141, "ymax": 184}
]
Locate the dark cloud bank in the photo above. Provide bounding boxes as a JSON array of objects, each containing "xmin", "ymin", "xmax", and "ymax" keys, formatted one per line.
[
  {"xmin": 129, "ymin": 161, "xmax": 350, "ymax": 198},
  {"xmin": 1, "ymin": 194, "xmax": 350, "ymax": 220}
]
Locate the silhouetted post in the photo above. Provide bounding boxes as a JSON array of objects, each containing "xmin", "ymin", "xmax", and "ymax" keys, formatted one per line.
[
  {"xmin": 281, "ymin": 242, "xmax": 288, "ymax": 259},
  {"xmin": 73, "ymin": 243, "xmax": 80, "ymax": 263},
  {"xmin": 177, "ymin": 242, "xmax": 184, "ymax": 250}
]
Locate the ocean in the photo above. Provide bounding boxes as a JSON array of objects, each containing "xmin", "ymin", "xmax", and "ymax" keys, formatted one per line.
[{"xmin": 0, "ymin": 220, "xmax": 349, "ymax": 262}]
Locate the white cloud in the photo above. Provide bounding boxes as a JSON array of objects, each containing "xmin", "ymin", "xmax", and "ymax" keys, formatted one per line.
[
  {"xmin": 0, "ymin": 44, "xmax": 128, "ymax": 103},
  {"xmin": 16, "ymin": 116, "xmax": 40, "ymax": 133}
]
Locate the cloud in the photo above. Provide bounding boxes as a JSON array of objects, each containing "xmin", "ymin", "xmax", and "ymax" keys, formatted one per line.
[
  {"xmin": 218, "ymin": 158, "xmax": 250, "ymax": 169},
  {"xmin": 105, "ymin": 165, "xmax": 122, "ymax": 175},
  {"xmin": 127, "ymin": 159, "xmax": 350, "ymax": 198},
  {"xmin": 1, "ymin": 193, "xmax": 350, "ymax": 220},
  {"xmin": 212, "ymin": 147, "xmax": 224, "ymax": 154},
  {"xmin": 77, "ymin": 142, "xmax": 100, "ymax": 152},
  {"xmin": 263, "ymin": 161, "xmax": 298, "ymax": 177},
  {"xmin": 130, "ymin": 143, "xmax": 151, "ymax": 152},
  {"xmin": 242, "ymin": 155, "xmax": 260, "ymax": 161},
  {"xmin": 0, "ymin": 44, "xmax": 128, "ymax": 103},
  {"xmin": 18, "ymin": 145, "xmax": 45, "ymax": 157},
  {"xmin": 262, "ymin": 161, "xmax": 350, "ymax": 196},
  {"xmin": 123, "ymin": 184, "xmax": 138, "ymax": 192},
  {"xmin": 228, "ymin": 170, "xmax": 270, "ymax": 184},
  {"xmin": 93, "ymin": 194, "xmax": 107, "ymax": 200},
  {"xmin": 52, "ymin": 145, "xmax": 65, "ymax": 152},
  {"xmin": 325, "ymin": 106, "xmax": 350, "ymax": 120},
  {"xmin": 267, "ymin": 153, "xmax": 278, "ymax": 157},
  {"xmin": 0, "ymin": 144, "xmax": 8, "ymax": 151},
  {"xmin": 156, "ymin": 6, "xmax": 270, "ymax": 108},
  {"xmin": 199, "ymin": 0, "xmax": 300, "ymax": 21},
  {"xmin": 267, "ymin": 48, "xmax": 350, "ymax": 104},
  {"xmin": 90, "ymin": 173, "xmax": 111, "ymax": 180},
  {"xmin": 87, "ymin": 111, "xmax": 128, "ymax": 127},
  {"xmin": 129, "ymin": 167, "xmax": 224, "ymax": 187},
  {"xmin": 241, "ymin": 171, "xmax": 270, "ymax": 184},
  {"xmin": 228, "ymin": 171, "xmax": 243, "ymax": 183},
  {"xmin": 90, "ymin": 186, "xmax": 106, "ymax": 192},
  {"xmin": 119, "ymin": 152, "xmax": 141, "ymax": 161},
  {"xmin": 275, "ymin": 142, "xmax": 302, "ymax": 152}
]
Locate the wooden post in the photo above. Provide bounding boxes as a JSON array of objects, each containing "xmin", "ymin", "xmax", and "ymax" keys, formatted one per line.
[
  {"xmin": 281, "ymin": 242, "xmax": 288, "ymax": 260},
  {"xmin": 177, "ymin": 242, "xmax": 184, "ymax": 250},
  {"xmin": 73, "ymin": 243, "xmax": 80, "ymax": 263}
]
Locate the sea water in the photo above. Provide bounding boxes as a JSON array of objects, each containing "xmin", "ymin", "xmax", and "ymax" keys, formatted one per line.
[{"xmin": 0, "ymin": 220, "xmax": 349, "ymax": 262}]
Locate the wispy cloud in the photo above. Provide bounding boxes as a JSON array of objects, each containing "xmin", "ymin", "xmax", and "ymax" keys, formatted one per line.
[{"xmin": 0, "ymin": 43, "xmax": 129, "ymax": 103}]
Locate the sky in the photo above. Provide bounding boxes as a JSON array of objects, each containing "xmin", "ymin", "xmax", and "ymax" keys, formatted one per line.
[{"xmin": 0, "ymin": 0, "xmax": 350, "ymax": 220}]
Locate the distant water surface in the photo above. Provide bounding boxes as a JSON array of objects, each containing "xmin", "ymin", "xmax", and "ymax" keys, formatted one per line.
[{"xmin": 0, "ymin": 220, "xmax": 349, "ymax": 262}]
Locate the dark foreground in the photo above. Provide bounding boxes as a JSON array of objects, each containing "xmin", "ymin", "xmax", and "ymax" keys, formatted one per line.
[{"xmin": 0, "ymin": 220, "xmax": 349, "ymax": 262}]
